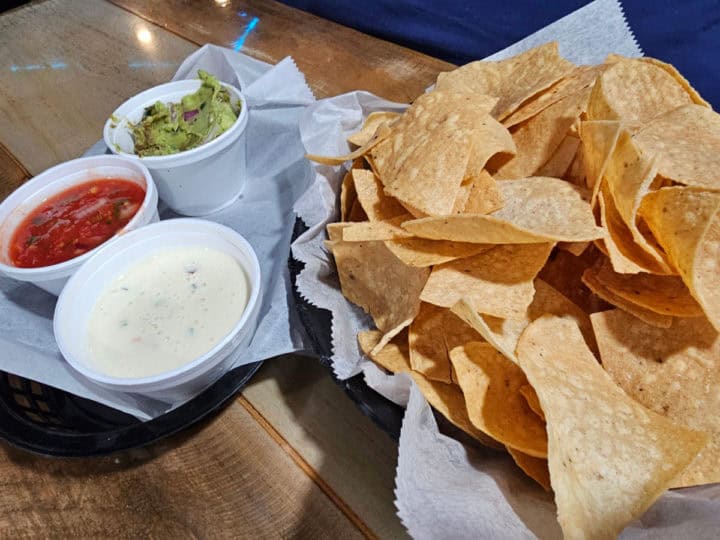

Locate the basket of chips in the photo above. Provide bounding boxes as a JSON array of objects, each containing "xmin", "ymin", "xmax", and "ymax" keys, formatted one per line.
[{"xmin": 297, "ymin": 43, "xmax": 720, "ymax": 538}]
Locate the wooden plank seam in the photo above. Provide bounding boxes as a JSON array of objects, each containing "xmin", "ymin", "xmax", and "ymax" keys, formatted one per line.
[{"xmin": 238, "ymin": 395, "xmax": 378, "ymax": 540}]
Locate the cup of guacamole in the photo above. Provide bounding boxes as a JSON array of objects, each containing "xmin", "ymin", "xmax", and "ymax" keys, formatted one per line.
[
  {"xmin": 130, "ymin": 71, "xmax": 241, "ymax": 157},
  {"xmin": 104, "ymin": 71, "xmax": 249, "ymax": 216}
]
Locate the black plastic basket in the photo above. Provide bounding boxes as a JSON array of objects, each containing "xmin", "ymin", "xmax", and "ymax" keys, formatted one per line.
[
  {"xmin": 288, "ymin": 218, "xmax": 404, "ymax": 439},
  {"xmin": 0, "ymin": 359, "xmax": 262, "ymax": 457}
]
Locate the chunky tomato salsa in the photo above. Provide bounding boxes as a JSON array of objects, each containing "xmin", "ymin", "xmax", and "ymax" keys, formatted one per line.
[{"xmin": 9, "ymin": 179, "xmax": 145, "ymax": 268}]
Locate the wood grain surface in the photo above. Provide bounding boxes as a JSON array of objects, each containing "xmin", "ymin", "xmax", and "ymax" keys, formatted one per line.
[
  {"xmin": 111, "ymin": 0, "xmax": 453, "ymax": 102},
  {"xmin": 243, "ymin": 359, "xmax": 406, "ymax": 539},
  {"xmin": 0, "ymin": 0, "xmax": 450, "ymax": 537},
  {"xmin": 0, "ymin": 0, "xmax": 196, "ymax": 175},
  {"xmin": 0, "ymin": 142, "xmax": 30, "ymax": 201},
  {"xmin": 0, "ymin": 400, "xmax": 364, "ymax": 539}
]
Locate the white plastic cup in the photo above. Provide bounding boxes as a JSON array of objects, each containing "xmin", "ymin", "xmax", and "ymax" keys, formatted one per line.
[
  {"xmin": 53, "ymin": 219, "xmax": 262, "ymax": 403},
  {"xmin": 0, "ymin": 155, "xmax": 159, "ymax": 295},
  {"xmin": 104, "ymin": 79, "xmax": 249, "ymax": 216}
]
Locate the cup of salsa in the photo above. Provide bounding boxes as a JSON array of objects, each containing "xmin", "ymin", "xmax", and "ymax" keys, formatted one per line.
[{"xmin": 0, "ymin": 155, "xmax": 159, "ymax": 295}]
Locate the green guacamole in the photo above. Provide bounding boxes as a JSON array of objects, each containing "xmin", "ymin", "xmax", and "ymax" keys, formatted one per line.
[{"xmin": 130, "ymin": 70, "xmax": 240, "ymax": 157}]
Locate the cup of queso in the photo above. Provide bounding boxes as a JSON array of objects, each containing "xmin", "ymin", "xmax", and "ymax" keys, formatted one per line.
[
  {"xmin": 53, "ymin": 219, "xmax": 262, "ymax": 402},
  {"xmin": 0, "ymin": 155, "xmax": 159, "ymax": 295},
  {"xmin": 103, "ymin": 72, "xmax": 249, "ymax": 217}
]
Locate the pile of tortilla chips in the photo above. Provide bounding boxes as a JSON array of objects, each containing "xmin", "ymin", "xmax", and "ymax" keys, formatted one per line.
[{"xmin": 309, "ymin": 42, "xmax": 719, "ymax": 539}]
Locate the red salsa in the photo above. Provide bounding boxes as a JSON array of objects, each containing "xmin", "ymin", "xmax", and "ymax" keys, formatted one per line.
[{"xmin": 10, "ymin": 179, "xmax": 145, "ymax": 268}]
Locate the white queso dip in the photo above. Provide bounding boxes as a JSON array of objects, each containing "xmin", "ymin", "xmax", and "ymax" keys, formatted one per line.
[{"xmin": 86, "ymin": 245, "xmax": 249, "ymax": 378}]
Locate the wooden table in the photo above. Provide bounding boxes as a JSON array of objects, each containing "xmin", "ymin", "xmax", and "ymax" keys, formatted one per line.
[{"xmin": 0, "ymin": 1, "xmax": 455, "ymax": 537}]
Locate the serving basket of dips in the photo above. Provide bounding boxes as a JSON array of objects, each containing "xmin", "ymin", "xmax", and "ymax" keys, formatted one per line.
[{"xmin": 0, "ymin": 69, "xmax": 267, "ymax": 456}]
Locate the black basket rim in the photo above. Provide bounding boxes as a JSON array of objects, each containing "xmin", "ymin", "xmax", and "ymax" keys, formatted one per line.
[{"xmin": 0, "ymin": 360, "xmax": 263, "ymax": 457}]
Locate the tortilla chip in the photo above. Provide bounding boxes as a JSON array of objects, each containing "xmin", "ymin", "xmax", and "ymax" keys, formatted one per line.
[
  {"xmin": 638, "ymin": 57, "xmax": 711, "ymax": 109},
  {"xmin": 538, "ymin": 246, "xmax": 609, "ymax": 314},
  {"xmin": 461, "ymin": 170, "xmax": 504, "ymax": 214},
  {"xmin": 409, "ymin": 303, "xmax": 453, "ymax": 383},
  {"xmin": 347, "ymin": 112, "xmax": 401, "ymax": 147},
  {"xmin": 517, "ymin": 316, "xmax": 708, "ymax": 540},
  {"xmin": 329, "ymin": 240, "xmax": 429, "ymax": 347},
  {"xmin": 421, "ymin": 243, "xmax": 553, "ymax": 320},
  {"xmin": 396, "ymin": 199, "xmax": 428, "ymax": 219},
  {"xmin": 578, "ymin": 120, "xmax": 621, "ymax": 205},
  {"xmin": 495, "ymin": 88, "xmax": 590, "ymax": 179},
  {"xmin": 603, "ymin": 130, "xmax": 673, "ymax": 272},
  {"xmin": 591, "ymin": 309, "xmax": 720, "ymax": 487},
  {"xmin": 557, "ymin": 241, "xmax": 588, "ymax": 257},
  {"xmin": 403, "ymin": 178, "xmax": 604, "ymax": 244},
  {"xmin": 351, "ymin": 156, "xmax": 367, "ymax": 170},
  {"xmin": 564, "ymin": 143, "xmax": 587, "ymax": 188},
  {"xmin": 449, "ymin": 341, "xmax": 548, "ymax": 457},
  {"xmin": 586, "ymin": 57, "xmax": 694, "ymax": 130},
  {"xmin": 436, "ymin": 42, "xmax": 575, "ymax": 121},
  {"xmin": 410, "ymin": 371, "xmax": 503, "ymax": 450},
  {"xmin": 341, "ymin": 217, "xmax": 413, "ymax": 241},
  {"xmin": 639, "ymin": 186, "xmax": 720, "ymax": 331},
  {"xmin": 519, "ymin": 384, "xmax": 545, "ymax": 421},
  {"xmin": 503, "ymin": 64, "xmax": 606, "ymax": 128},
  {"xmin": 357, "ymin": 329, "xmax": 410, "ymax": 374},
  {"xmin": 581, "ymin": 266, "xmax": 673, "ymax": 328},
  {"xmin": 368, "ymin": 90, "xmax": 505, "ymax": 216},
  {"xmin": 594, "ymin": 259, "xmax": 703, "ymax": 317},
  {"xmin": 471, "ymin": 126, "xmax": 518, "ymax": 173},
  {"xmin": 384, "ymin": 237, "xmax": 491, "ymax": 267},
  {"xmin": 453, "ymin": 174, "xmax": 495, "ymax": 215},
  {"xmin": 373, "ymin": 119, "xmax": 469, "ymax": 217},
  {"xmin": 326, "ymin": 222, "xmax": 350, "ymax": 241},
  {"xmin": 450, "ymin": 278, "xmax": 597, "ymax": 363},
  {"xmin": 451, "ymin": 180, "xmax": 473, "ymax": 214},
  {"xmin": 442, "ymin": 309, "xmax": 482, "ymax": 349},
  {"xmin": 306, "ymin": 121, "xmax": 393, "ymax": 165},
  {"xmin": 442, "ymin": 309, "xmax": 484, "ymax": 384},
  {"xmin": 339, "ymin": 169, "xmax": 357, "ymax": 221},
  {"xmin": 595, "ymin": 238, "xmax": 609, "ymax": 256},
  {"xmin": 465, "ymin": 117, "xmax": 517, "ymax": 177},
  {"xmin": 633, "ymin": 104, "xmax": 720, "ymax": 191},
  {"xmin": 536, "ymin": 134, "xmax": 580, "ymax": 178},
  {"xmin": 597, "ymin": 184, "xmax": 673, "ymax": 275},
  {"xmin": 348, "ymin": 198, "xmax": 368, "ymax": 222},
  {"xmin": 352, "ymin": 169, "xmax": 407, "ymax": 222},
  {"xmin": 507, "ymin": 447, "xmax": 551, "ymax": 491}
]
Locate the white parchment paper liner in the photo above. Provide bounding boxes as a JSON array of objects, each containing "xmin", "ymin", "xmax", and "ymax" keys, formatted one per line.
[
  {"xmin": 0, "ymin": 45, "xmax": 315, "ymax": 420},
  {"xmin": 291, "ymin": 1, "xmax": 720, "ymax": 536}
]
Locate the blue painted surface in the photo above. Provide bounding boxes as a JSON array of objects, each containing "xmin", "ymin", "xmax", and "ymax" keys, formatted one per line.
[{"xmin": 279, "ymin": 0, "xmax": 719, "ymax": 107}]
